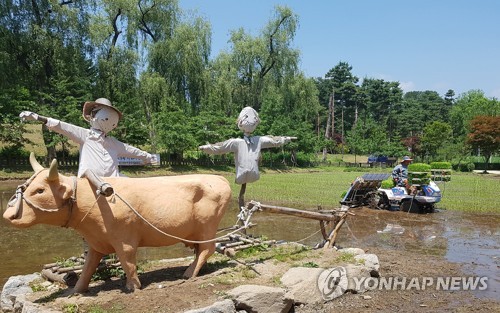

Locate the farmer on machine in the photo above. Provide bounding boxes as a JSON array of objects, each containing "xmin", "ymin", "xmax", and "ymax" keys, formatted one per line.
[
  {"xmin": 199, "ymin": 106, "xmax": 296, "ymax": 210},
  {"xmin": 19, "ymin": 98, "xmax": 157, "ymax": 196},
  {"xmin": 392, "ymin": 155, "xmax": 413, "ymax": 188}
]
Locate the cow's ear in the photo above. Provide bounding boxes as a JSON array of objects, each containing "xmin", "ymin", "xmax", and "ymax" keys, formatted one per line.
[{"xmin": 59, "ymin": 183, "xmax": 72, "ymax": 201}]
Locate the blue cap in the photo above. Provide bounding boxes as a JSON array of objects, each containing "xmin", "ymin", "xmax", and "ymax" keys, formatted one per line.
[{"xmin": 401, "ymin": 156, "xmax": 413, "ymax": 163}]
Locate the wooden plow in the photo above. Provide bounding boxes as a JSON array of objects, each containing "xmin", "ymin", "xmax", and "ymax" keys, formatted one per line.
[{"xmin": 216, "ymin": 200, "xmax": 353, "ymax": 255}]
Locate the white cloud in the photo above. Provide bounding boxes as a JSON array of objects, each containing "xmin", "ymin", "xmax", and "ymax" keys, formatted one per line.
[
  {"xmin": 399, "ymin": 81, "xmax": 416, "ymax": 93},
  {"xmin": 368, "ymin": 73, "xmax": 415, "ymax": 93},
  {"xmin": 489, "ymin": 87, "xmax": 500, "ymax": 99}
]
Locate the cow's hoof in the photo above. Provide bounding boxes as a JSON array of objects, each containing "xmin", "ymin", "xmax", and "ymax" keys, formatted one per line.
[
  {"xmin": 125, "ymin": 282, "xmax": 141, "ymax": 292},
  {"xmin": 64, "ymin": 288, "xmax": 84, "ymax": 297}
]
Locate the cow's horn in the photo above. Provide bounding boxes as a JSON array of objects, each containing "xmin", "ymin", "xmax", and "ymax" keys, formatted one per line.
[
  {"xmin": 29, "ymin": 152, "xmax": 44, "ymax": 173},
  {"xmin": 47, "ymin": 159, "xmax": 59, "ymax": 181}
]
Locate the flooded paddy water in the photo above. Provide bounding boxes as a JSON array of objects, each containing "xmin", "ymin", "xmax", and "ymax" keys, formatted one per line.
[{"xmin": 1, "ymin": 180, "xmax": 498, "ymax": 300}]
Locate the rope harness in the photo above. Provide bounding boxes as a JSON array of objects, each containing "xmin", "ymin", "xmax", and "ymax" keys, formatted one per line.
[
  {"xmin": 8, "ymin": 171, "xmax": 77, "ymax": 228},
  {"xmin": 99, "ymin": 193, "xmax": 259, "ymax": 244}
]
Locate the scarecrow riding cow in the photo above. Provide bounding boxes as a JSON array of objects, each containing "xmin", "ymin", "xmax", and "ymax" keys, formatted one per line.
[{"xmin": 3, "ymin": 153, "xmax": 232, "ymax": 293}]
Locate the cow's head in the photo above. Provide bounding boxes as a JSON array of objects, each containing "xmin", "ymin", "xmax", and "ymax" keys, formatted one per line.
[{"xmin": 3, "ymin": 153, "xmax": 74, "ymax": 228}]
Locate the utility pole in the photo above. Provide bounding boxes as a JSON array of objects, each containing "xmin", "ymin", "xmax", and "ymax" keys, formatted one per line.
[
  {"xmin": 341, "ymin": 103, "xmax": 344, "ymax": 161},
  {"xmin": 323, "ymin": 87, "xmax": 335, "ymax": 161}
]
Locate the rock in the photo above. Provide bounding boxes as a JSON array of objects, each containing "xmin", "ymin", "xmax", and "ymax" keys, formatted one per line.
[
  {"xmin": 337, "ymin": 247, "xmax": 365, "ymax": 255},
  {"xmin": 344, "ymin": 264, "xmax": 373, "ymax": 294},
  {"xmin": 18, "ymin": 300, "xmax": 61, "ymax": 313},
  {"xmin": 355, "ymin": 253, "xmax": 380, "ymax": 277},
  {"xmin": 317, "ymin": 267, "xmax": 349, "ymax": 301},
  {"xmin": 1, "ymin": 273, "xmax": 40, "ymax": 313},
  {"xmin": 227, "ymin": 284, "xmax": 292, "ymax": 313},
  {"xmin": 280, "ymin": 267, "xmax": 325, "ymax": 304},
  {"xmin": 183, "ymin": 299, "xmax": 236, "ymax": 313}
]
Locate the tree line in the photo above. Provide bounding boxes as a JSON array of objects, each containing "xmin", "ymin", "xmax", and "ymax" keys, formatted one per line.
[{"xmin": 1, "ymin": 1, "xmax": 499, "ymax": 167}]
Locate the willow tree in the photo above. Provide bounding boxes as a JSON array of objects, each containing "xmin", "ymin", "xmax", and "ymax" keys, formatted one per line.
[
  {"xmin": 226, "ymin": 6, "xmax": 299, "ymax": 111},
  {"xmin": 203, "ymin": 52, "xmax": 239, "ymax": 117},
  {"xmin": 0, "ymin": 0, "xmax": 94, "ymax": 161},
  {"xmin": 148, "ymin": 15, "xmax": 210, "ymax": 112}
]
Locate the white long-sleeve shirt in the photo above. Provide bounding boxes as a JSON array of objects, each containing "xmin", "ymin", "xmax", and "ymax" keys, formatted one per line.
[
  {"xmin": 46, "ymin": 118, "xmax": 153, "ymax": 177},
  {"xmin": 200, "ymin": 135, "xmax": 291, "ymax": 184}
]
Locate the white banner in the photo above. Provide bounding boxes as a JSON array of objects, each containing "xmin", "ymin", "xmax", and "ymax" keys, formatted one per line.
[{"xmin": 118, "ymin": 153, "xmax": 160, "ymax": 166}]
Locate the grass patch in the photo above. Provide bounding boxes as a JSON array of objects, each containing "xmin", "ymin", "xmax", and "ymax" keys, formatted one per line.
[
  {"xmin": 437, "ymin": 172, "xmax": 499, "ymax": 212},
  {"xmin": 84, "ymin": 304, "xmax": 125, "ymax": 313},
  {"xmin": 270, "ymin": 245, "xmax": 311, "ymax": 263},
  {"xmin": 234, "ymin": 244, "xmax": 270, "ymax": 259},
  {"xmin": 29, "ymin": 278, "xmax": 48, "ymax": 292},
  {"xmin": 335, "ymin": 252, "xmax": 356, "ymax": 264},
  {"xmin": 301, "ymin": 261, "xmax": 319, "ymax": 268},
  {"xmin": 62, "ymin": 304, "xmax": 79, "ymax": 313}
]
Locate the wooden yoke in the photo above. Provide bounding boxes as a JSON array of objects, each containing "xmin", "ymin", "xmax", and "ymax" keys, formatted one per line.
[{"xmin": 245, "ymin": 200, "xmax": 353, "ymax": 249}]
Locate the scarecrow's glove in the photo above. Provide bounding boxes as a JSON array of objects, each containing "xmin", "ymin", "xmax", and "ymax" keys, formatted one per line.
[
  {"xmin": 19, "ymin": 111, "xmax": 48, "ymax": 123},
  {"xmin": 147, "ymin": 153, "xmax": 158, "ymax": 165},
  {"xmin": 284, "ymin": 136, "xmax": 297, "ymax": 143},
  {"xmin": 19, "ymin": 111, "xmax": 39, "ymax": 121}
]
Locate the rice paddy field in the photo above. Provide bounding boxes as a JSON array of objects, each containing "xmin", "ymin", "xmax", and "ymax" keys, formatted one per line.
[{"xmin": 228, "ymin": 167, "xmax": 500, "ymax": 213}]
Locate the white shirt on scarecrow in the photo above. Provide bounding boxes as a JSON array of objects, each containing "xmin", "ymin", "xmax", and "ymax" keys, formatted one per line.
[
  {"xmin": 45, "ymin": 118, "xmax": 153, "ymax": 177},
  {"xmin": 200, "ymin": 135, "xmax": 291, "ymax": 184},
  {"xmin": 199, "ymin": 106, "xmax": 294, "ymax": 185},
  {"xmin": 20, "ymin": 98, "xmax": 155, "ymax": 178}
]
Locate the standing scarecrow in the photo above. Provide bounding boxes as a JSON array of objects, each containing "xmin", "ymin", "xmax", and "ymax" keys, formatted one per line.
[{"xmin": 199, "ymin": 107, "xmax": 296, "ymax": 210}]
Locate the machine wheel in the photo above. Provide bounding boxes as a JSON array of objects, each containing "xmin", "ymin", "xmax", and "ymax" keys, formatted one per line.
[
  {"xmin": 400, "ymin": 199, "xmax": 422, "ymax": 213},
  {"xmin": 420, "ymin": 204, "xmax": 435, "ymax": 214},
  {"xmin": 369, "ymin": 191, "xmax": 389, "ymax": 210}
]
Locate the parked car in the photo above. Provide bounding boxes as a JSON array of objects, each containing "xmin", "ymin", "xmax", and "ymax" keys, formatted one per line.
[{"xmin": 367, "ymin": 155, "xmax": 388, "ymax": 164}]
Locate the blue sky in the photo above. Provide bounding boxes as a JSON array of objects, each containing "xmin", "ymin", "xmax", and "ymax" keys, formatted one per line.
[{"xmin": 180, "ymin": 0, "xmax": 500, "ymax": 98}]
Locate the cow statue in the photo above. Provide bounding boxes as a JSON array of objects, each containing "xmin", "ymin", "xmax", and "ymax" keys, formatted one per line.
[{"xmin": 3, "ymin": 153, "xmax": 232, "ymax": 293}]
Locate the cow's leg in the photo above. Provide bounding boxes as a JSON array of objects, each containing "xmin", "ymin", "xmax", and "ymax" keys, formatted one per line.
[
  {"xmin": 114, "ymin": 243, "xmax": 141, "ymax": 291},
  {"xmin": 183, "ymin": 242, "xmax": 215, "ymax": 278},
  {"xmin": 73, "ymin": 248, "xmax": 104, "ymax": 293}
]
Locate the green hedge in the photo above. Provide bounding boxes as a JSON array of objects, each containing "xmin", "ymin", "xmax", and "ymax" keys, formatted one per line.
[{"xmin": 452, "ymin": 162, "xmax": 475, "ymax": 172}]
